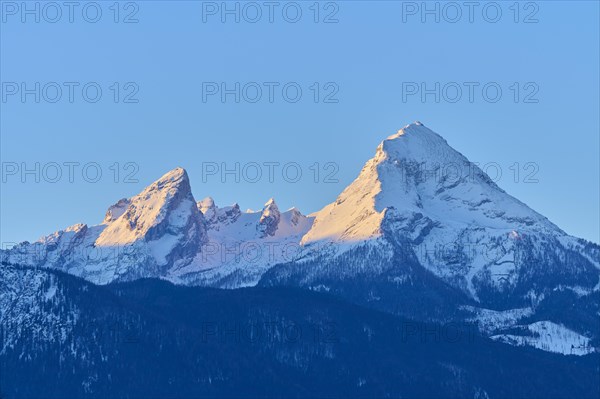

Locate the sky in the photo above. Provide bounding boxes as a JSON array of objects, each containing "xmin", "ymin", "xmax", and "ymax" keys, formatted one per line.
[{"xmin": 1, "ymin": 0, "xmax": 599, "ymax": 245}]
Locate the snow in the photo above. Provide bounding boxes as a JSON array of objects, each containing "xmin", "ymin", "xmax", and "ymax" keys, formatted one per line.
[
  {"xmin": 103, "ymin": 198, "xmax": 130, "ymax": 223},
  {"xmin": 491, "ymin": 321, "xmax": 595, "ymax": 356},
  {"xmin": 96, "ymin": 167, "xmax": 193, "ymax": 246},
  {"xmin": 303, "ymin": 122, "xmax": 559, "ymax": 246},
  {"xmin": 198, "ymin": 196, "xmax": 217, "ymax": 221},
  {"xmin": 297, "ymin": 122, "xmax": 582, "ymax": 300},
  {"xmin": 1, "ymin": 167, "xmax": 204, "ymax": 284},
  {"xmin": 0, "ymin": 267, "xmax": 79, "ymax": 354},
  {"xmin": 170, "ymin": 198, "xmax": 314, "ymax": 287},
  {"xmin": 465, "ymin": 306, "xmax": 534, "ymax": 334},
  {"xmin": 148, "ymin": 233, "xmax": 182, "ymax": 265},
  {"xmin": 44, "ymin": 285, "xmax": 57, "ymax": 300}
]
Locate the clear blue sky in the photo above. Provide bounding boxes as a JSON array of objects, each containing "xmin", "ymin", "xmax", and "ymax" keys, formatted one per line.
[{"xmin": 1, "ymin": 1, "xmax": 599, "ymax": 244}]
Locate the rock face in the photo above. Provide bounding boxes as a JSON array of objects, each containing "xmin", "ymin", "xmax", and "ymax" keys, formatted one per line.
[
  {"xmin": 197, "ymin": 196, "xmax": 217, "ymax": 223},
  {"xmin": 103, "ymin": 198, "xmax": 130, "ymax": 223},
  {"xmin": 257, "ymin": 199, "xmax": 281, "ymax": 238}
]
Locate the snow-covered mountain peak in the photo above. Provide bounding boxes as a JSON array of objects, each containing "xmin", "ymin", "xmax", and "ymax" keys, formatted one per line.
[
  {"xmin": 261, "ymin": 198, "xmax": 279, "ymax": 215},
  {"xmin": 1, "ymin": 167, "xmax": 207, "ymax": 284},
  {"xmin": 198, "ymin": 196, "xmax": 217, "ymax": 221},
  {"xmin": 287, "ymin": 206, "xmax": 302, "ymax": 216},
  {"xmin": 158, "ymin": 166, "xmax": 189, "ymax": 185},
  {"xmin": 177, "ymin": 200, "xmax": 314, "ymax": 287},
  {"xmin": 148, "ymin": 167, "xmax": 192, "ymax": 198},
  {"xmin": 390, "ymin": 121, "xmax": 426, "ymax": 136},
  {"xmin": 198, "ymin": 196, "xmax": 215, "ymax": 210},
  {"xmin": 198, "ymin": 198, "xmax": 242, "ymax": 227},
  {"xmin": 377, "ymin": 122, "xmax": 451, "ymax": 162},
  {"xmin": 258, "ymin": 198, "xmax": 281, "ymax": 237},
  {"xmin": 302, "ymin": 122, "xmax": 558, "ymax": 246},
  {"xmin": 95, "ymin": 167, "xmax": 202, "ymax": 246}
]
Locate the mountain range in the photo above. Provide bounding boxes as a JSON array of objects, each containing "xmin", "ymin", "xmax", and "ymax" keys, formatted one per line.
[{"xmin": 2, "ymin": 122, "xmax": 599, "ymax": 398}]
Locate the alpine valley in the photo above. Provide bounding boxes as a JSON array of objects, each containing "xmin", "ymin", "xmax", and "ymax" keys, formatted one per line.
[{"xmin": 2, "ymin": 122, "xmax": 599, "ymax": 398}]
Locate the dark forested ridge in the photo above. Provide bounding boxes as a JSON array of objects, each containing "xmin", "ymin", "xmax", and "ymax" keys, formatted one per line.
[{"xmin": 1, "ymin": 265, "xmax": 598, "ymax": 399}]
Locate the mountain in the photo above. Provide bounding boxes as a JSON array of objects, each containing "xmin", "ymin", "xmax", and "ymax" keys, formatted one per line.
[
  {"xmin": 2, "ymin": 122, "xmax": 599, "ymax": 356},
  {"xmin": 1, "ymin": 168, "xmax": 206, "ymax": 284},
  {"xmin": 1, "ymin": 170, "xmax": 312, "ymax": 288},
  {"xmin": 2, "ymin": 264, "xmax": 598, "ymax": 399},
  {"xmin": 261, "ymin": 122, "xmax": 600, "ymax": 353},
  {"xmin": 293, "ymin": 122, "xmax": 597, "ymax": 302},
  {"xmin": 171, "ymin": 197, "xmax": 314, "ymax": 288}
]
